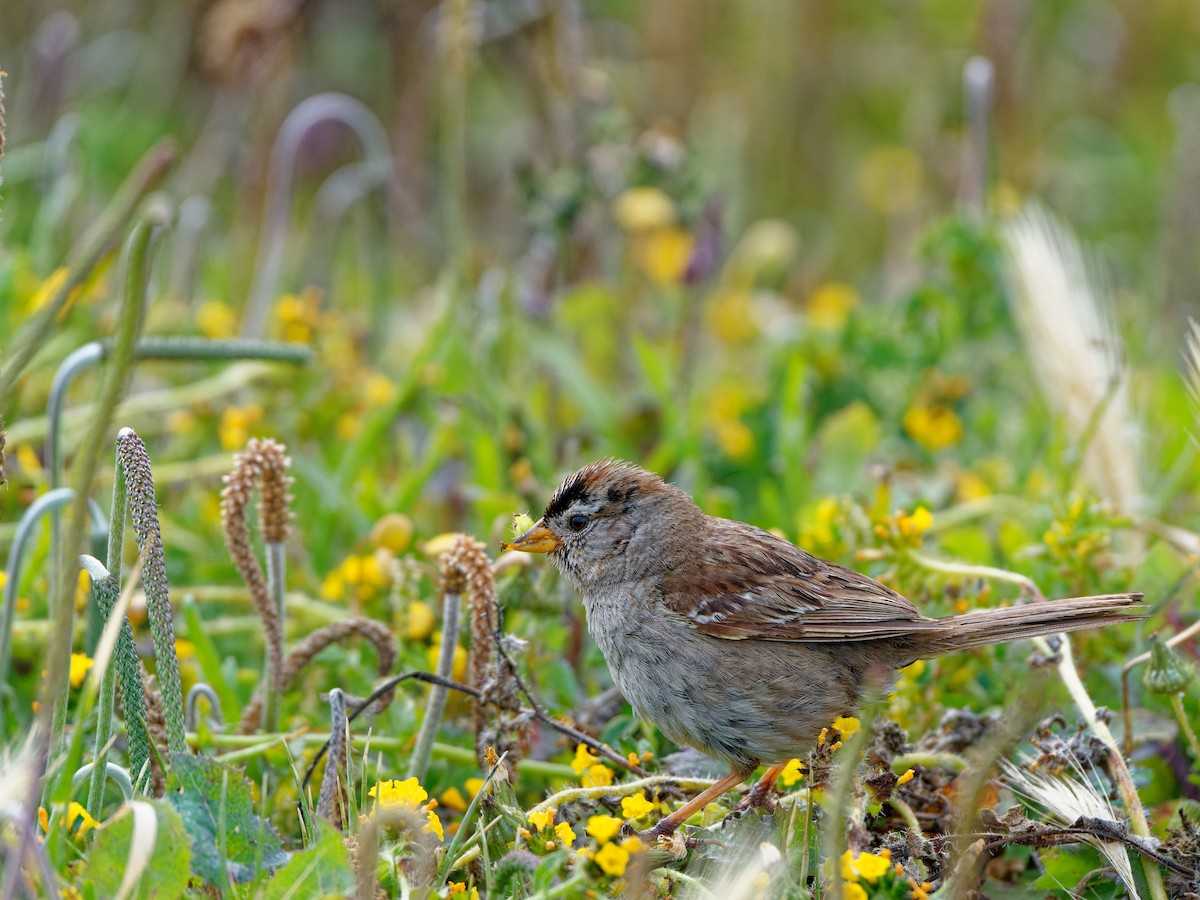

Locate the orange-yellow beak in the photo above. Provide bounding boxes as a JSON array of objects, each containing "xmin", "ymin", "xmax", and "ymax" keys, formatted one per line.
[{"xmin": 501, "ymin": 519, "xmax": 562, "ymax": 553}]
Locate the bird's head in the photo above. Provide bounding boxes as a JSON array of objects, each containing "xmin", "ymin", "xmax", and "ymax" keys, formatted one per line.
[{"xmin": 502, "ymin": 459, "xmax": 702, "ymax": 590}]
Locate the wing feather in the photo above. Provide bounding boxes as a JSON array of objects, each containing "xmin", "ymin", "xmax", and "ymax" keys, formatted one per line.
[{"xmin": 661, "ymin": 519, "xmax": 942, "ymax": 642}]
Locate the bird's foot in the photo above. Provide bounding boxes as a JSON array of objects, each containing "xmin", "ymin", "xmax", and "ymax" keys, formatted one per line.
[{"xmin": 735, "ymin": 781, "xmax": 779, "ymax": 814}]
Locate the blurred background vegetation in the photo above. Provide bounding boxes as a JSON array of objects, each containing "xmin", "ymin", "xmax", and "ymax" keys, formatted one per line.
[{"xmin": 2, "ymin": 1, "xmax": 1199, "ymax": 896}]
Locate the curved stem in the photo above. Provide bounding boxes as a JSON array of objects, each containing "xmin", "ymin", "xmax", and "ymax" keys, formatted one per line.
[
  {"xmin": 74, "ymin": 762, "xmax": 133, "ymax": 802},
  {"xmin": 0, "ymin": 488, "xmax": 106, "ymax": 715},
  {"xmin": 241, "ymin": 93, "xmax": 392, "ymax": 338}
]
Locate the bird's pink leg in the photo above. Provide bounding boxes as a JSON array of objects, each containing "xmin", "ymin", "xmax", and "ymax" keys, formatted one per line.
[{"xmin": 641, "ymin": 769, "xmax": 752, "ymax": 840}]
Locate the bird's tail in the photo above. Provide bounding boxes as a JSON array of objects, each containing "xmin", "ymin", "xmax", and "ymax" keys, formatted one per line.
[{"xmin": 924, "ymin": 593, "xmax": 1144, "ymax": 655}]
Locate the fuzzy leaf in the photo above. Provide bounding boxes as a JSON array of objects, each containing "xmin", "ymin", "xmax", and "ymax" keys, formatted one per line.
[
  {"xmin": 259, "ymin": 821, "xmax": 352, "ymax": 899},
  {"xmin": 164, "ymin": 752, "xmax": 289, "ymax": 884},
  {"xmin": 84, "ymin": 800, "xmax": 191, "ymax": 899}
]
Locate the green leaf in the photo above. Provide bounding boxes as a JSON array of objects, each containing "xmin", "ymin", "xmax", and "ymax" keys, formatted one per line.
[
  {"xmin": 259, "ymin": 821, "xmax": 353, "ymax": 900},
  {"xmin": 1033, "ymin": 846, "xmax": 1104, "ymax": 893},
  {"xmin": 164, "ymin": 752, "xmax": 289, "ymax": 885},
  {"xmin": 84, "ymin": 800, "xmax": 191, "ymax": 900}
]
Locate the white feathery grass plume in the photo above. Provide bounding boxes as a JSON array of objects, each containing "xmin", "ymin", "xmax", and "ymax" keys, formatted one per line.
[
  {"xmin": 1001, "ymin": 756, "xmax": 1140, "ymax": 898},
  {"xmin": 1184, "ymin": 318, "xmax": 1200, "ymax": 413},
  {"xmin": 1002, "ymin": 207, "xmax": 1141, "ymax": 518}
]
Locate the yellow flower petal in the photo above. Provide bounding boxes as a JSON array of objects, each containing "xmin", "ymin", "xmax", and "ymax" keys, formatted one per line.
[
  {"xmin": 585, "ymin": 814, "xmax": 624, "ymax": 844},
  {"xmin": 582, "ymin": 764, "xmax": 614, "ymax": 787},
  {"xmin": 620, "ymin": 793, "xmax": 655, "ymax": 820},
  {"xmin": 613, "ymin": 187, "xmax": 675, "ymax": 232},
  {"xmin": 831, "ymin": 716, "xmax": 860, "ymax": 737},
  {"xmin": 593, "ymin": 840, "xmax": 630, "ymax": 876},
  {"xmin": 69, "ymin": 654, "xmax": 93, "ymax": 689},
  {"xmin": 554, "ymin": 821, "xmax": 577, "ymax": 846},
  {"xmin": 779, "ymin": 758, "xmax": 806, "ymax": 787},
  {"xmin": 528, "ymin": 807, "xmax": 556, "ymax": 831}
]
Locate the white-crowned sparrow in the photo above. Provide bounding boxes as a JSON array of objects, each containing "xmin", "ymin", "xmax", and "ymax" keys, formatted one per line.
[{"xmin": 504, "ymin": 459, "xmax": 1143, "ymax": 837}]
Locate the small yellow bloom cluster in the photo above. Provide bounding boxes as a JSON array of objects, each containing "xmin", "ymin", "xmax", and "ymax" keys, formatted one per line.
[
  {"xmin": 218, "ymin": 403, "xmax": 263, "ymax": 451},
  {"xmin": 525, "ymin": 806, "xmax": 577, "ymax": 852},
  {"xmin": 273, "ymin": 287, "xmax": 324, "ymax": 344},
  {"xmin": 39, "ymin": 802, "xmax": 98, "ymax": 840},
  {"xmin": 798, "ymin": 497, "xmax": 843, "ymax": 557},
  {"xmin": 576, "ymin": 811, "xmax": 645, "ymax": 877},
  {"xmin": 570, "ymin": 743, "xmax": 614, "ymax": 788},
  {"xmin": 320, "ymin": 552, "xmax": 390, "ymax": 603},
  {"xmin": 620, "ymin": 792, "xmax": 657, "ymax": 820},
  {"xmin": 1043, "ymin": 496, "xmax": 1110, "ymax": 566},
  {"xmin": 704, "ymin": 382, "xmax": 757, "ymax": 462},
  {"xmin": 839, "ymin": 847, "xmax": 932, "ymax": 900},
  {"xmin": 426, "ymin": 640, "xmax": 468, "ymax": 682},
  {"xmin": 69, "ymin": 653, "xmax": 93, "ymax": 689},
  {"xmin": 612, "ymin": 187, "xmax": 694, "ymax": 285},
  {"xmin": 779, "ymin": 758, "xmax": 806, "ymax": 787},
  {"xmin": 196, "ymin": 300, "xmax": 238, "ymax": 339},
  {"xmin": 446, "ymin": 882, "xmax": 479, "ymax": 899},
  {"xmin": 871, "ymin": 506, "xmax": 934, "ymax": 550},
  {"xmin": 367, "ymin": 777, "xmax": 443, "ymax": 840},
  {"xmin": 807, "ymin": 282, "xmax": 860, "ymax": 332},
  {"xmin": 903, "ymin": 403, "xmax": 963, "ymax": 452}
]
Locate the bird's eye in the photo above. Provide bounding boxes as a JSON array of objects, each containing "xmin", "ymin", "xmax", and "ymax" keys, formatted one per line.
[{"xmin": 568, "ymin": 514, "xmax": 590, "ymax": 532}]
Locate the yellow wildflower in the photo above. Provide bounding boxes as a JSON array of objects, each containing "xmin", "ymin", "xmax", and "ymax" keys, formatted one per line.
[
  {"xmin": 843, "ymin": 884, "xmax": 868, "ymax": 900},
  {"xmin": 714, "ymin": 418, "xmax": 754, "ymax": 461},
  {"xmin": 571, "ymin": 743, "xmax": 600, "ymax": 776},
  {"xmin": 335, "ymin": 412, "xmax": 360, "ymax": 441},
  {"xmin": 582, "ymin": 764, "xmax": 614, "ymax": 788},
  {"xmin": 371, "ymin": 512, "xmax": 414, "ymax": 553},
  {"xmin": 807, "ymin": 283, "xmax": 859, "ymax": 331},
  {"xmin": 196, "ymin": 300, "xmax": 238, "ymax": 339},
  {"xmin": 593, "ymin": 840, "xmax": 630, "ymax": 877},
  {"xmin": 174, "ymin": 639, "xmax": 195, "ymax": 659},
  {"xmin": 896, "ymin": 507, "xmax": 933, "ymax": 537},
  {"xmin": 841, "ymin": 848, "xmax": 892, "ymax": 883},
  {"xmin": 903, "ymin": 404, "xmax": 962, "ymax": 451},
  {"xmin": 440, "ymin": 786, "xmax": 467, "ymax": 812},
  {"xmin": 528, "ymin": 807, "xmax": 556, "ymax": 831},
  {"xmin": 779, "ymin": 758, "xmax": 806, "ymax": 787},
  {"xmin": 218, "ymin": 404, "xmax": 263, "ymax": 451},
  {"xmin": 612, "ymin": 187, "xmax": 675, "ymax": 232},
  {"xmin": 69, "ymin": 654, "xmax": 93, "ymax": 689},
  {"xmin": 319, "ymin": 571, "xmax": 345, "ymax": 601},
  {"xmin": 448, "ymin": 883, "xmax": 467, "ymax": 896},
  {"xmin": 554, "ymin": 821, "xmax": 577, "ymax": 846},
  {"xmin": 832, "ymin": 716, "xmax": 861, "ymax": 737},
  {"xmin": 586, "ymin": 814, "xmax": 624, "ymax": 844},
  {"xmin": 425, "ymin": 806, "xmax": 444, "ymax": 841},
  {"xmin": 426, "ymin": 642, "xmax": 468, "ymax": 682},
  {"xmin": 422, "ymin": 532, "xmax": 460, "ymax": 558},
  {"xmin": 65, "ymin": 802, "xmax": 97, "ymax": 837},
  {"xmin": 406, "ymin": 601, "xmax": 435, "ymax": 641},
  {"xmin": 369, "ymin": 778, "xmax": 428, "ymax": 808},
  {"xmin": 365, "ymin": 372, "xmax": 396, "ymax": 406},
  {"xmin": 38, "ymin": 807, "xmax": 49, "ymax": 832},
  {"xmin": 465, "ymin": 777, "xmax": 485, "ymax": 797},
  {"xmin": 621, "ymin": 793, "xmax": 655, "ymax": 820},
  {"xmin": 706, "ymin": 289, "xmax": 759, "ymax": 344},
  {"xmin": 896, "ymin": 768, "xmax": 915, "ymax": 786},
  {"xmin": 636, "ymin": 227, "xmax": 694, "ymax": 284}
]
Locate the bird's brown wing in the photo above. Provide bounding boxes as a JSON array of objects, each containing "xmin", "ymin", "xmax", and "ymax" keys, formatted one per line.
[{"xmin": 660, "ymin": 519, "xmax": 942, "ymax": 642}]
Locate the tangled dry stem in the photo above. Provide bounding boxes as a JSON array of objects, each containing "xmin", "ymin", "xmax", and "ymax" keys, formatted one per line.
[
  {"xmin": 237, "ymin": 616, "xmax": 397, "ymax": 733},
  {"xmin": 222, "ymin": 438, "xmax": 292, "ymax": 725}
]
